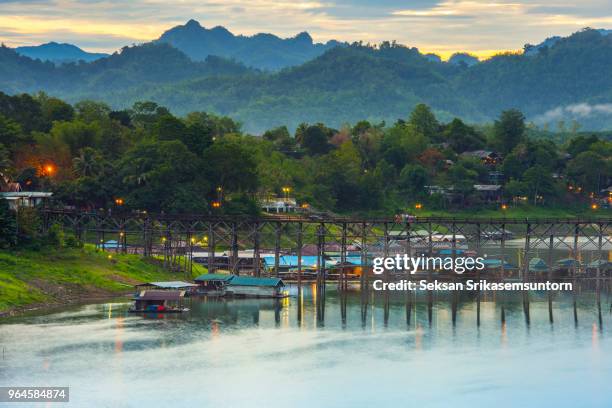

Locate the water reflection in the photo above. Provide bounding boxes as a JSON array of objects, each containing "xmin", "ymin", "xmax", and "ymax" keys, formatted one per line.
[{"xmin": 0, "ymin": 284, "xmax": 611, "ymax": 407}]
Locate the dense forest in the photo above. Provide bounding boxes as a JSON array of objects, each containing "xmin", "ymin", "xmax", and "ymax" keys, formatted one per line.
[
  {"xmin": 0, "ymin": 92, "xmax": 610, "ymax": 227},
  {"xmin": 2, "ymin": 28, "xmax": 612, "ymax": 132}
]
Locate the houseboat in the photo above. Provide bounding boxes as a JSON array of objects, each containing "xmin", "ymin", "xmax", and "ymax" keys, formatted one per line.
[
  {"xmin": 194, "ymin": 273, "xmax": 234, "ymax": 296},
  {"xmin": 134, "ymin": 281, "xmax": 198, "ymax": 296},
  {"xmin": 226, "ymin": 276, "xmax": 287, "ymax": 298},
  {"xmin": 129, "ymin": 290, "xmax": 189, "ymax": 313}
]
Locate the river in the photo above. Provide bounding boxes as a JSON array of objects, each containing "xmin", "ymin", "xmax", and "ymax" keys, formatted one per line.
[{"xmin": 0, "ymin": 285, "xmax": 611, "ymax": 407}]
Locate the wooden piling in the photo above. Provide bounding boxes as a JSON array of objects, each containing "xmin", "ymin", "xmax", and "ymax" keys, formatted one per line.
[
  {"xmin": 254, "ymin": 221, "xmax": 261, "ymax": 277},
  {"xmin": 547, "ymin": 233, "xmax": 554, "ymax": 323},
  {"xmin": 297, "ymin": 222, "xmax": 303, "ymax": 291},
  {"xmin": 208, "ymin": 222, "xmax": 215, "ymax": 274},
  {"xmin": 274, "ymin": 222, "xmax": 281, "ymax": 278}
]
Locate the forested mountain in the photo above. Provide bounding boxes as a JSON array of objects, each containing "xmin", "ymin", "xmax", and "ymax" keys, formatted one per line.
[
  {"xmin": 0, "ymin": 42, "xmax": 254, "ymax": 96},
  {"xmin": 15, "ymin": 42, "xmax": 108, "ymax": 64},
  {"xmin": 1, "ymin": 28, "xmax": 612, "ymax": 132},
  {"xmin": 156, "ymin": 19, "xmax": 342, "ymax": 70}
]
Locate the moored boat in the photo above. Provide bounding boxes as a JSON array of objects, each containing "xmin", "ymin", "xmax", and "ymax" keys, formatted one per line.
[{"xmin": 129, "ymin": 290, "xmax": 189, "ymax": 313}]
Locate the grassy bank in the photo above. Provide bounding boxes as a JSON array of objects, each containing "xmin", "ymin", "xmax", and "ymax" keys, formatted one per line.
[{"xmin": 0, "ymin": 245, "xmax": 205, "ymax": 315}]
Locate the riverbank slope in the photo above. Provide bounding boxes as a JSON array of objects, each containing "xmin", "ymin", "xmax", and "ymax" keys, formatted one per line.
[{"xmin": 0, "ymin": 246, "xmax": 202, "ymax": 316}]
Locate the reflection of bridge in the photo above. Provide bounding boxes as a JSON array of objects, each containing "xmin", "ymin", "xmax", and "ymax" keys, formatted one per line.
[{"xmin": 42, "ymin": 209, "xmax": 610, "ymax": 283}]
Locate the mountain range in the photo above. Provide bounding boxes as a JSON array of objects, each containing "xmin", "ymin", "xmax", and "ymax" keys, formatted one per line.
[
  {"xmin": 155, "ymin": 19, "xmax": 343, "ymax": 70},
  {"xmin": 15, "ymin": 42, "xmax": 108, "ymax": 63},
  {"xmin": 3, "ymin": 23, "xmax": 612, "ymax": 132}
]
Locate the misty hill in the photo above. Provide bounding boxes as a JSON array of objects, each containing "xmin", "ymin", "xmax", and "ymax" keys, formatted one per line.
[
  {"xmin": 156, "ymin": 19, "xmax": 343, "ymax": 70},
  {"xmin": 0, "ymin": 43, "xmax": 254, "ymax": 95},
  {"xmin": 524, "ymin": 28, "xmax": 611, "ymax": 56},
  {"xmin": 15, "ymin": 42, "xmax": 108, "ymax": 64},
  {"xmin": 1, "ymin": 28, "xmax": 612, "ymax": 132}
]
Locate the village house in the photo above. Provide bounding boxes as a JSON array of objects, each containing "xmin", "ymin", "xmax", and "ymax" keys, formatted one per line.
[
  {"xmin": 0, "ymin": 182, "xmax": 53, "ymax": 210},
  {"xmin": 460, "ymin": 150, "xmax": 502, "ymax": 166},
  {"xmin": 473, "ymin": 184, "xmax": 503, "ymax": 202}
]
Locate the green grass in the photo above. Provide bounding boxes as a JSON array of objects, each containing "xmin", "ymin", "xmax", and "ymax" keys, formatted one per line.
[{"xmin": 0, "ymin": 245, "xmax": 203, "ymax": 313}]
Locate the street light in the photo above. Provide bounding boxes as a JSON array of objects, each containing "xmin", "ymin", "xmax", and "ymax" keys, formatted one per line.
[
  {"xmin": 282, "ymin": 186, "xmax": 291, "ymax": 202},
  {"xmin": 43, "ymin": 164, "xmax": 56, "ymax": 176}
]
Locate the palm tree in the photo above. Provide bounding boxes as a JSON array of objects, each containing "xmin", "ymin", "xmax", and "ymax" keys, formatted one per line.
[{"xmin": 73, "ymin": 147, "xmax": 103, "ymax": 177}]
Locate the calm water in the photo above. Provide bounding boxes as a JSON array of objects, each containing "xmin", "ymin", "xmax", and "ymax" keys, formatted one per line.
[{"xmin": 1, "ymin": 285, "xmax": 611, "ymax": 408}]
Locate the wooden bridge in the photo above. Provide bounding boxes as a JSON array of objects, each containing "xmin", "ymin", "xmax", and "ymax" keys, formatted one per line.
[
  {"xmin": 42, "ymin": 209, "xmax": 610, "ymax": 279},
  {"xmin": 41, "ymin": 209, "xmax": 612, "ymax": 326}
]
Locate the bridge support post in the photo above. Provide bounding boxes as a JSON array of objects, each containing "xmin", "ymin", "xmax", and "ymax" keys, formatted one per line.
[
  {"xmin": 522, "ymin": 222, "xmax": 531, "ymax": 325},
  {"xmin": 548, "ymin": 232, "xmax": 554, "ymax": 323},
  {"xmin": 208, "ymin": 222, "xmax": 215, "ymax": 274},
  {"xmin": 274, "ymin": 222, "xmax": 281, "ymax": 278}
]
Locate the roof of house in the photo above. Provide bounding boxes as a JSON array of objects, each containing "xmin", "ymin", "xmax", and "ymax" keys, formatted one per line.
[
  {"xmin": 529, "ymin": 258, "xmax": 548, "ymax": 271},
  {"xmin": 194, "ymin": 273, "xmax": 235, "ymax": 282},
  {"xmin": 134, "ymin": 290, "xmax": 185, "ymax": 301},
  {"xmin": 228, "ymin": 276, "xmax": 284, "ymax": 287},
  {"xmin": 556, "ymin": 258, "xmax": 581, "ymax": 266},
  {"xmin": 461, "ymin": 150, "xmax": 497, "ymax": 158},
  {"xmin": 474, "ymin": 184, "xmax": 502, "ymax": 191},
  {"xmin": 0, "ymin": 192, "xmax": 53, "ymax": 198},
  {"xmin": 135, "ymin": 281, "xmax": 197, "ymax": 288},
  {"xmin": 262, "ymin": 255, "xmax": 320, "ymax": 268}
]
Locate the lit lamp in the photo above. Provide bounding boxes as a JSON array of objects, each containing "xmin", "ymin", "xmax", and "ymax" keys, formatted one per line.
[
  {"xmin": 591, "ymin": 203, "xmax": 598, "ymax": 211},
  {"xmin": 212, "ymin": 201, "xmax": 222, "ymax": 209},
  {"xmin": 43, "ymin": 164, "xmax": 56, "ymax": 176},
  {"xmin": 282, "ymin": 186, "xmax": 291, "ymax": 202},
  {"xmin": 501, "ymin": 204, "xmax": 508, "ymax": 211},
  {"xmin": 114, "ymin": 198, "xmax": 124, "ymax": 206},
  {"xmin": 415, "ymin": 203, "xmax": 423, "ymax": 210}
]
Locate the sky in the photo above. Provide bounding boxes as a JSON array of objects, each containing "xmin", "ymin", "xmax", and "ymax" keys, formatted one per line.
[{"xmin": 1, "ymin": 0, "xmax": 611, "ymax": 59}]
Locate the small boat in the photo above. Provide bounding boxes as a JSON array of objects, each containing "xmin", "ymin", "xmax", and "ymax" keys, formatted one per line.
[{"xmin": 129, "ymin": 290, "xmax": 189, "ymax": 313}]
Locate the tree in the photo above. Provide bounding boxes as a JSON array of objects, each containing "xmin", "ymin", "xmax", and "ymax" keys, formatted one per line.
[
  {"xmin": 381, "ymin": 122, "xmax": 427, "ymax": 170},
  {"xmin": 37, "ymin": 93, "xmax": 74, "ymax": 125},
  {"xmin": 301, "ymin": 124, "xmax": 331, "ymax": 155},
  {"xmin": 119, "ymin": 140, "xmax": 208, "ymax": 212},
  {"xmin": 74, "ymin": 100, "xmax": 111, "ymax": 123},
  {"xmin": 503, "ymin": 179, "xmax": 528, "ymax": 201},
  {"xmin": 566, "ymin": 134, "xmax": 599, "ymax": 157},
  {"xmin": 202, "ymin": 137, "xmax": 258, "ymax": 192},
  {"xmin": 154, "ymin": 114, "xmax": 187, "ymax": 141},
  {"xmin": 493, "ymin": 109, "xmax": 526, "ymax": 154},
  {"xmin": 448, "ymin": 163, "xmax": 478, "ymax": 203},
  {"xmin": 73, "ymin": 147, "xmax": 104, "ymax": 177},
  {"xmin": 443, "ymin": 118, "xmax": 485, "ymax": 153},
  {"xmin": 523, "ymin": 165, "xmax": 557, "ymax": 205},
  {"xmin": 408, "ymin": 104, "xmax": 439, "ymax": 141},
  {"xmin": 49, "ymin": 120, "xmax": 101, "ymax": 156},
  {"xmin": 0, "ymin": 199, "xmax": 17, "ymax": 248},
  {"xmin": 0, "ymin": 143, "xmax": 11, "ymax": 181},
  {"xmin": 262, "ymin": 126, "xmax": 295, "ymax": 150},
  {"xmin": 399, "ymin": 164, "xmax": 429, "ymax": 196},
  {"xmin": 130, "ymin": 101, "xmax": 169, "ymax": 129},
  {"xmin": 0, "ymin": 114, "xmax": 22, "ymax": 147},
  {"xmin": 566, "ymin": 151, "xmax": 607, "ymax": 193}
]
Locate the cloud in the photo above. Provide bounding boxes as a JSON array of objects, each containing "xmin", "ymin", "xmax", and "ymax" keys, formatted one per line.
[{"xmin": 533, "ymin": 103, "xmax": 612, "ymax": 124}]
